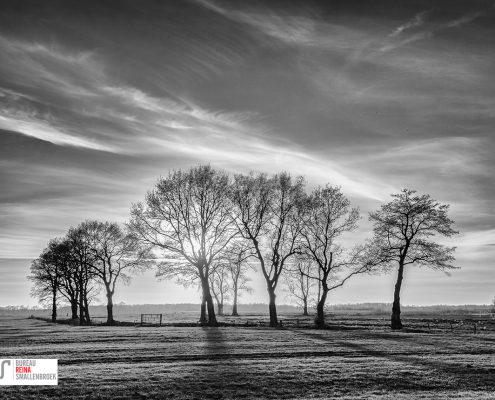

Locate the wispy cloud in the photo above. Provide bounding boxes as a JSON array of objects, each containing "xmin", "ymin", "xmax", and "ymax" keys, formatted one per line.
[
  {"xmin": 389, "ymin": 11, "xmax": 429, "ymax": 37},
  {"xmin": 197, "ymin": 0, "xmax": 316, "ymax": 46},
  {"xmin": 380, "ymin": 31, "xmax": 433, "ymax": 52},
  {"xmin": 380, "ymin": 10, "xmax": 486, "ymax": 52},
  {"xmin": 1, "ymin": 30, "xmax": 383, "ymax": 208},
  {"xmin": 447, "ymin": 11, "xmax": 484, "ymax": 28},
  {"xmin": 0, "ymin": 34, "xmax": 281, "ymax": 158},
  {"xmin": 0, "ymin": 90, "xmax": 114, "ymax": 151}
]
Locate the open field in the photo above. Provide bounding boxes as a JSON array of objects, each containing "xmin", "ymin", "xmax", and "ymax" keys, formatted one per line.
[{"xmin": 1, "ymin": 314, "xmax": 495, "ymax": 399}]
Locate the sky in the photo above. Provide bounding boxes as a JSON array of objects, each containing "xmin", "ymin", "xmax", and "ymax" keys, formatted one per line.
[{"xmin": 1, "ymin": 0, "xmax": 494, "ymax": 308}]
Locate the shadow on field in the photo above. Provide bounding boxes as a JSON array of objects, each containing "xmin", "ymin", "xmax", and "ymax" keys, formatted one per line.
[
  {"xmin": 300, "ymin": 330, "xmax": 495, "ymax": 390},
  {"xmin": 203, "ymin": 327, "xmax": 236, "ymax": 368},
  {"xmin": 201, "ymin": 327, "xmax": 240, "ymax": 390}
]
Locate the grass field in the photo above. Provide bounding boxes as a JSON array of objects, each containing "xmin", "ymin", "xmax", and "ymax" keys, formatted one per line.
[{"xmin": 1, "ymin": 313, "xmax": 495, "ymax": 399}]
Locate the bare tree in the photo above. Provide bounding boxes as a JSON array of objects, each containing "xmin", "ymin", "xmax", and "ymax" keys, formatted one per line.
[
  {"xmin": 84, "ymin": 221, "xmax": 154, "ymax": 325},
  {"xmin": 225, "ymin": 241, "xmax": 255, "ymax": 316},
  {"xmin": 66, "ymin": 224, "xmax": 100, "ymax": 325},
  {"xmin": 284, "ymin": 256, "xmax": 317, "ymax": 316},
  {"xmin": 31, "ymin": 237, "xmax": 81, "ymax": 320},
  {"xmin": 299, "ymin": 185, "xmax": 378, "ymax": 328},
  {"xmin": 209, "ymin": 261, "xmax": 230, "ymax": 315},
  {"xmin": 231, "ymin": 172, "xmax": 305, "ymax": 327},
  {"xmin": 128, "ymin": 165, "xmax": 237, "ymax": 326},
  {"xmin": 368, "ymin": 189, "xmax": 459, "ymax": 330},
  {"xmin": 56, "ymin": 246, "xmax": 80, "ymax": 320},
  {"xmin": 28, "ymin": 239, "xmax": 64, "ymax": 322}
]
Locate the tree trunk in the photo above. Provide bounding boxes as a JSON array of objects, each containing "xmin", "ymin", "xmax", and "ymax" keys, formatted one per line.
[
  {"xmin": 219, "ymin": 288, "xmax": 225, "ymax": 316},
  {"xmin": 79, "ymin": 282, "xmax": 85, "ymax": 325},
  {"xmin": 268, "ymin": 287, "xmax": 278, "ymax": 327},
  {"xmin": 211, "ymin": 284, "xmax": 222, "ymax": 316},
  {"xmin": 70, "ymin": 298, "xmax": 78, "ymax": 319},
  {"xmin": 391, "ymin": 263, "xmax": 404, "ymax": 330},
  {"xmin": 315, "ymin": 287, "xmax": 329, "ymax": 328},
  {"xmin": 200, "ymin": 276, "xmax": 217, "ymax": 326},
  {"xmin": 51, "ymin": 288, "xmax": 57, "ymax": 323},
  {"xmin": 232, "ymin": 285, "xmax": 239, "ymax": 316},
  {"xmin": 205, "ymin": 293, "xmax": 217, "ymax": 326},
  {"xmin": 106, "ymin": 288, "xmax": 114, "ymax": 325},
  {"xmin": 302, "ymin": 299, "xmax": 308, "ymax": 316},
  {"xmin": 83, "ymin": 289, "xmax": 91, "ymax": 324},
  {"xmin": 200, "ymin": 298, "xmax": 207, "ymax": 323},
  {"xmin": 199, "ymin": 288, "xmax": 207, "ymax": 323},
  {"xmin": 317, "ymin": 269, "xmax": 322, "ymax": 304}
]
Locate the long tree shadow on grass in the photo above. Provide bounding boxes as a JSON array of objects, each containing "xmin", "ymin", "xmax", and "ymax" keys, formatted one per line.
[
  {"xmin": 300, "ymin": 330, "xmax": 495, "ymax": 391},
  {"xmin": 192, "ymin": 327, "xmax": 242, "ymax": 399}
]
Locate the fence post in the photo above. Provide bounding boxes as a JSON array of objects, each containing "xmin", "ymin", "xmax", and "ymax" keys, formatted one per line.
[
  {"xmin": 141, "ymin": 314, "xmax": 143, "ymax": 326},
  {"xmin": 160, "ymin": 314, "xmax": 162, "ymax": 326}
]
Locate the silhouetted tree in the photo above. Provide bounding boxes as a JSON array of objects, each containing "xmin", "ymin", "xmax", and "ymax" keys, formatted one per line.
[
  {"xmin": 209, "ymin": 261, "xmax": 230, "ymax": 315},
  {"xmin": 231, "ymin": 172, "xmax": 305, "ymax": 327},
  {"xmin": 284, "ymin": 256, "xmax": 317, "ymax": 316},
  {"xmin": 32, "ymin": 238, "xmax": 80, "ymax": 320},
  {"xmin": 56, "ymin": 244, "xmax": 80, "ymax": 320},
  {"xmin": 66, "ymin": 224, "xmax": 99, "ymax": 325},
  {"xmin": 299, "ymin": 185, "xmax": 376, "ymax": 328},
  {"xmin": 28, "ymin": 239, "xmax": 65, "ymax": 322},
  {"xmin": 129, "ymin": 165, "xmax": 237, "ymax": 326},
  {"xmin": 368, "ymin": 189, "xmax": 458, "ymax": 330},
  {"xmin": 225, "ymin": 241, "xmax": 254, "ymax": 316},
  {"xmin": 84, "ymin": 220, "xmax": 154, "ymax": 325}
]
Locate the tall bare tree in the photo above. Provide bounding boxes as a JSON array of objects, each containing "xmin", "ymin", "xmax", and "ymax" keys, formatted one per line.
[
  {"xmin": 225, "ymin": 241, "xmax": 255, "ymax": 316},
  {"xmin": 209, "ymin": 261, "xmax": 230, "ymax": 315},
  {"xmin": 368, "ymin": 189, "xmax": 459, "ymax": 329},
  {"xmin": 84, "ymin": 221, "xmax": 154, "ymax": 325},
  {"xmin": 231, "ymin": 172, "xmax": 305, "ymax": 327},
  {"xmin": 66, "ymin": 224, "xmax": 99, "ymax": 325},
  {"xmin": 57, "ymin": 247, "xmax": 80, "ymax": 320},
  {"xmin": 284, "ymin": 256, "xmax": 318, "ymax": 316},
  {"xmin": 28, "ymin": 239, "xmax": 64, "ymax": 322},
  {"xmin": 128, "ymin": 165, "xmax": 237, "ymax": 326},
  {"xmin": 299, "ymin": 185, "xmax": 379, "ymax": 328}
]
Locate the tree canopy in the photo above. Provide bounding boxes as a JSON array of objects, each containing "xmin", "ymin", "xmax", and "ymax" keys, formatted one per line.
[{"xmin": 368, "ymin": 189, "xmax": 459, "ymax": 329}]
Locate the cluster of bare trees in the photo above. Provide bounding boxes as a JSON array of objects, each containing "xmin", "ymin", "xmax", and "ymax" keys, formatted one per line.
[
  {"xmin": 30, "ymin": 165, "xmax": 458, "ymax": 330},
  {"xmin": 129, "ymin": 165, "xmax": 458, "ymax": 329},
  {"xmin": 29, "ymin": 221, "xmax": 152, "ymax": 325}
]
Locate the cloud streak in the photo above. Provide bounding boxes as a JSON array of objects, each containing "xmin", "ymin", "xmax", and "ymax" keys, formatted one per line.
[
  {"xmin": 0, "ymin": 34, "xmax": 284, "ymax": 159},
  {"xmin": 197, "ymin": 0, "xmax": 317, "ymax": 47},
  {"xmin": 389, "ymin": 11, "xmax": 429, "ymax": 37},
  {"xmin": 380, "ymin": 10, "xmax": 487, "ymax": 52}
]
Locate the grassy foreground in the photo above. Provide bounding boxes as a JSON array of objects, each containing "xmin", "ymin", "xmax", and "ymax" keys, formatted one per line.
[{"xmin": 0, "ymin": 314, "xmax": 494, "ymax": 399}]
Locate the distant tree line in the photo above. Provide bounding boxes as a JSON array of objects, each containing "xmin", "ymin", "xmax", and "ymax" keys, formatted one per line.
[
  {"xmin": 29, "ymin": 164, "xmax": 459, "ymax": 330},
  {"xmin": 48, "ymin": 302, "xmax": 303, "ymax": 316},
  {"xmin": 4, "ymin": 303, "xmax": 491, "ymax": 316}
]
